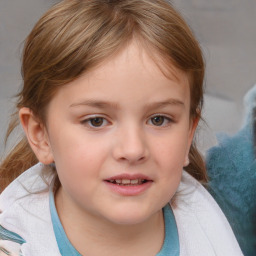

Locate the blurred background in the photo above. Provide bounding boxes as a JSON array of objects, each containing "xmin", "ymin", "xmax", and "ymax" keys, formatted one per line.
[{"xmin": 0, "ymin": 0, "xmax": 256, "ymax": 158}]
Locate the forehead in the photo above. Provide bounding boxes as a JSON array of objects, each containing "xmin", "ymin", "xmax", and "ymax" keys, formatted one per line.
[
  {"xmin": 83, "ymin": 40, "xmax": 189, "ymax": 88},
  {"xmin": 50, "ymin": 40, "xmax": 190, "ymax": 110}
]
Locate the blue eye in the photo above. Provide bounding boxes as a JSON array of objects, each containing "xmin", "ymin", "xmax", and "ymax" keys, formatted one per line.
[{"xmin": 149, "ymin": 115, "xmax": 172, "ymax": 126}]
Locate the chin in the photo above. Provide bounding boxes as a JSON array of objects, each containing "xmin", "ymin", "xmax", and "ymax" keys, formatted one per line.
[{"xmin": 103, "ymin": 206, "xmax": 158, "ymax": 226}]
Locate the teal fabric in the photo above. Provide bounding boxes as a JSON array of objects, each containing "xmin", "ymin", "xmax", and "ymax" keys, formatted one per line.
[
  {"xmin": 0, "ymin": 225, "xmax": 26, "ymax": 245},
  {"xmin": 50, "ymin": 189, "xmax": 179, "ymax": 256},
  {"xmin": 156, "ymin": 205, "xmax": 179, "ymax": 256},
  {"xmin": 49, "ymin": 190, "xmax": 81, "ymax": 256},
  {"xmin": 206, "ymin": 86, "xmax": 256, "ymax": 256}
]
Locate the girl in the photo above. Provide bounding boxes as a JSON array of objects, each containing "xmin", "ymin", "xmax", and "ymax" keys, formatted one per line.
[{"xmin": 0, "ymin": 0, "xmax": 243, "ymax": 255}]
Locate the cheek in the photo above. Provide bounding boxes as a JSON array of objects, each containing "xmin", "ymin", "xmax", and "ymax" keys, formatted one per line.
[
  {"xmin": 50, "ymin": 126, "xmax": 97, "ymax": 162},
  {"xmin": 51, "ymin": 133, "xmax": 111, "ymax": 182},
  {"xmin": 53, "ymin": 143, "xmax": 102, "ymax": 201},
  {"xmin": 151, "ymin": 132, "xmax": 190, "ymax": 166}
]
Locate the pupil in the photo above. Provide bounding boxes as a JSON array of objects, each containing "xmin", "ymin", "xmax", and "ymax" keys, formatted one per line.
[
  {"xmin": 91, "ymin": 118, "xmax": 103, "ymax": 127},
  {"xmin": 152, "ymin": 116, "xmax": 164, "ymax": 126}
]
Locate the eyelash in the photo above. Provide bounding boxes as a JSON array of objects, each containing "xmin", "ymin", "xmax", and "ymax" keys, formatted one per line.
[{"xmin": 81, "ymin": 114, "xmax": 173, "ymax": 129}]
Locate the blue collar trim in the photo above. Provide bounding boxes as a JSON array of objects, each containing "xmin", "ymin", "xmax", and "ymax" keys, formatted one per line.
[{"xmin": 50, "ymin": 189, "xmax": 179, "ymax": 256}]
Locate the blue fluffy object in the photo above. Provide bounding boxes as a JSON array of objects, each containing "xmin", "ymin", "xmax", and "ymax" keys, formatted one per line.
[{"xmin": 206, "ymin": 85, "xmax": 256, "ymax": 256}]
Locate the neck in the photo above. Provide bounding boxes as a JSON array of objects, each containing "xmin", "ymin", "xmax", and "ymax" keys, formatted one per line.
[{"xmin": 55, "ymin": 187, "xmax": 165, "ymax": 256}]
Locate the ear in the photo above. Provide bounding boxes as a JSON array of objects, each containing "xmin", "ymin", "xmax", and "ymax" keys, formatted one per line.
[
  {"xmin": 183, "ymin": 116, "xmax": 200, "ymax": 167},
  {"xmin": 19, "ymin": 107, "xmax": 54, "ymax": 165}
]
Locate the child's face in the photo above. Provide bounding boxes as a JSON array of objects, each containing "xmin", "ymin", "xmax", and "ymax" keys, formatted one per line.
[{"xmin": 43, "ymin": 41, "xmax": 196, "ymax": 225}]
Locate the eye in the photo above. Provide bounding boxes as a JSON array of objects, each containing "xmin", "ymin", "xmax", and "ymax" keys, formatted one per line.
[
  {"xmin": 90, "ymin": 117, "xmax": 105, "ymax": 127},
  {"xmin": 81, "ymin": 117, "xmax": 109, "ymax": 128},
  {"xmin": 148, "ymin": 115, "xmax": 172, "ymax": 127}
]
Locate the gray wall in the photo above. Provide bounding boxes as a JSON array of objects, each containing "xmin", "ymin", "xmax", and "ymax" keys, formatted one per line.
[
  {"xmin": 1, "ymin": 0, "xmax": 256, "ymax": 157},
  {"xmin": 173, "ymin": 0, "xmax": 256, "ymax": 150}
]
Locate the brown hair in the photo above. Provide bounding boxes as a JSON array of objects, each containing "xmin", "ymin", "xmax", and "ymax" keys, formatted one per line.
[{"xmin": 0, "ymin": 0, "xmax": 206, "ymax": 192}]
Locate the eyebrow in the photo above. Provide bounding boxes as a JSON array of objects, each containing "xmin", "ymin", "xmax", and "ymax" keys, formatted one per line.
[
  {"xmin": 69, "ymin": 100, "xmax": 120, "ymax": 109},
  {"xmin": 69, "ymin": 98, "xmax": 184, "ymax": 110},
  {"xmin": 144, "ymin": 99, "xmax": 185, "ymax": 111}
]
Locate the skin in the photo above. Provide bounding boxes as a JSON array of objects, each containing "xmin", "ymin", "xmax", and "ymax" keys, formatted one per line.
[{"xmin": 20, "ymin": 40, "xmax": 197, "ymax": 256}]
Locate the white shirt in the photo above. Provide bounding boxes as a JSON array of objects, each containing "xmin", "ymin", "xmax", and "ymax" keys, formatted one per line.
[{"xmin": 0, "ymin": 163, "xmax": 243, "ymax": 255}]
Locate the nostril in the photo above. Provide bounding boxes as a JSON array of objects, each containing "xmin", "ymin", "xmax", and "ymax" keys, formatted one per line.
[
  {"xmin": 119, "ymin": 155, "xmax": 146, "ymax": 163},
  {"xmin": 138, "ymin": 156, "xmax": 146, "ymax": 162}
]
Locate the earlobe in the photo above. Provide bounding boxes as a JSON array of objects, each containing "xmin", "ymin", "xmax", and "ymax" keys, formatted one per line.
[
  {"xmin": 19, "ymin": 107, "xmax": 54, "ymax": 164},
  {"xmin": 183, "ymin": 155, "xmax": 190, "ymax": 167}
]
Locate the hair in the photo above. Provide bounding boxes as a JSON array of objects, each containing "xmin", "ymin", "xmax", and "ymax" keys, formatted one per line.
[{"xmin": 0, "ymin": 0, "xmax": 207, "ymax": 192}]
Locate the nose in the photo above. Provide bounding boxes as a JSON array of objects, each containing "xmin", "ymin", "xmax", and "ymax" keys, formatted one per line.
[{"xmin": 112, "ymin": 125, "xmax": 149, "ymax": 164}]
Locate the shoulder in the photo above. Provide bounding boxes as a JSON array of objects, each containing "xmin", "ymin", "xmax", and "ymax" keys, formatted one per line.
[
  {"xmin": 171, "ymin": 171, "xmax": 243, "ymax": 256},
  {"xmin": 0, "ymin": 163, "xmax": 60, "ymax": 255},
  {"xmin": 1, "ymin": 163, "xmax": 49, "ymax": 206},
  {"xmin": 0, "ymin": 163, "xmax": 53, "ymax": 221}
]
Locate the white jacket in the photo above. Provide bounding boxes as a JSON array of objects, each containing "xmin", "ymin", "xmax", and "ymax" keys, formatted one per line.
[{"xmin": 0, "ymin": 163, "xmax": 243, "ymax": 255}]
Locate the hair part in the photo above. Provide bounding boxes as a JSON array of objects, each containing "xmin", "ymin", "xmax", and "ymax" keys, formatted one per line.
[{"xmin": 0, "ymin": 0, "xmax": 206, "ymax": 192}]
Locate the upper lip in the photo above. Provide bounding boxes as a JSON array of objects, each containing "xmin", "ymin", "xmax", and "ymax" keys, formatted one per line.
[{"xmin": 105, "ymin": 173, "xmax": 152, "ymax": 181}]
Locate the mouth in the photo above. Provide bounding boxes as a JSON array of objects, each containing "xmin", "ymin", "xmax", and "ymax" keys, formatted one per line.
[
  {"xmin": 106, "ymin": 179, "xmax": 149, "ymax": 186},
  {"xmin": 104, "ymin": 174, "xmax": 153, "ymax": 196}
]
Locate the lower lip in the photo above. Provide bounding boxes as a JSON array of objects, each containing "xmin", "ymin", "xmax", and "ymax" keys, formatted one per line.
[{"xmin": 104, "ymin": 181, "xmax": 153, "ymax": 196}]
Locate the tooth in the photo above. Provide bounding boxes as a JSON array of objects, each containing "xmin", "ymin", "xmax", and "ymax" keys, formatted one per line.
[
  {"xmin": 115, "ymin": 179, "xmax": 122, "ymax": 184},
  {"xmin": 109, "ymin": 180, "xmax": 114, "ymax": 183},
  {"xmin": 122, "ymin": 179, "xmax": 131, "ymax": 184},
  {"xmin": 131, "ymin": 179, "xmax": 139, "ymax": 184}
]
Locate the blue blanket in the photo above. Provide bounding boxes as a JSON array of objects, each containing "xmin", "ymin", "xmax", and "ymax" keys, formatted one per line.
[{"xmin": 206, "ymin": 85, "xmax": 256, "ymax": 256}]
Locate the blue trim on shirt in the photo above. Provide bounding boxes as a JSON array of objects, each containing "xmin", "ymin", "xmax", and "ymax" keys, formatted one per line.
[
  {"xmin": 50, "ymin": 189, "xmax": 179, "ymax": 255},
  {"xmin": 156, "ymin": 204, "xmax": 180, "ymax": 256},
  {"xmin": 0, "ymin": 225, "xmax": 26, "ymax": 245},
  {"xmin": 49, "ymin": 190, "xmax": 81, "ymax": 256}
]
